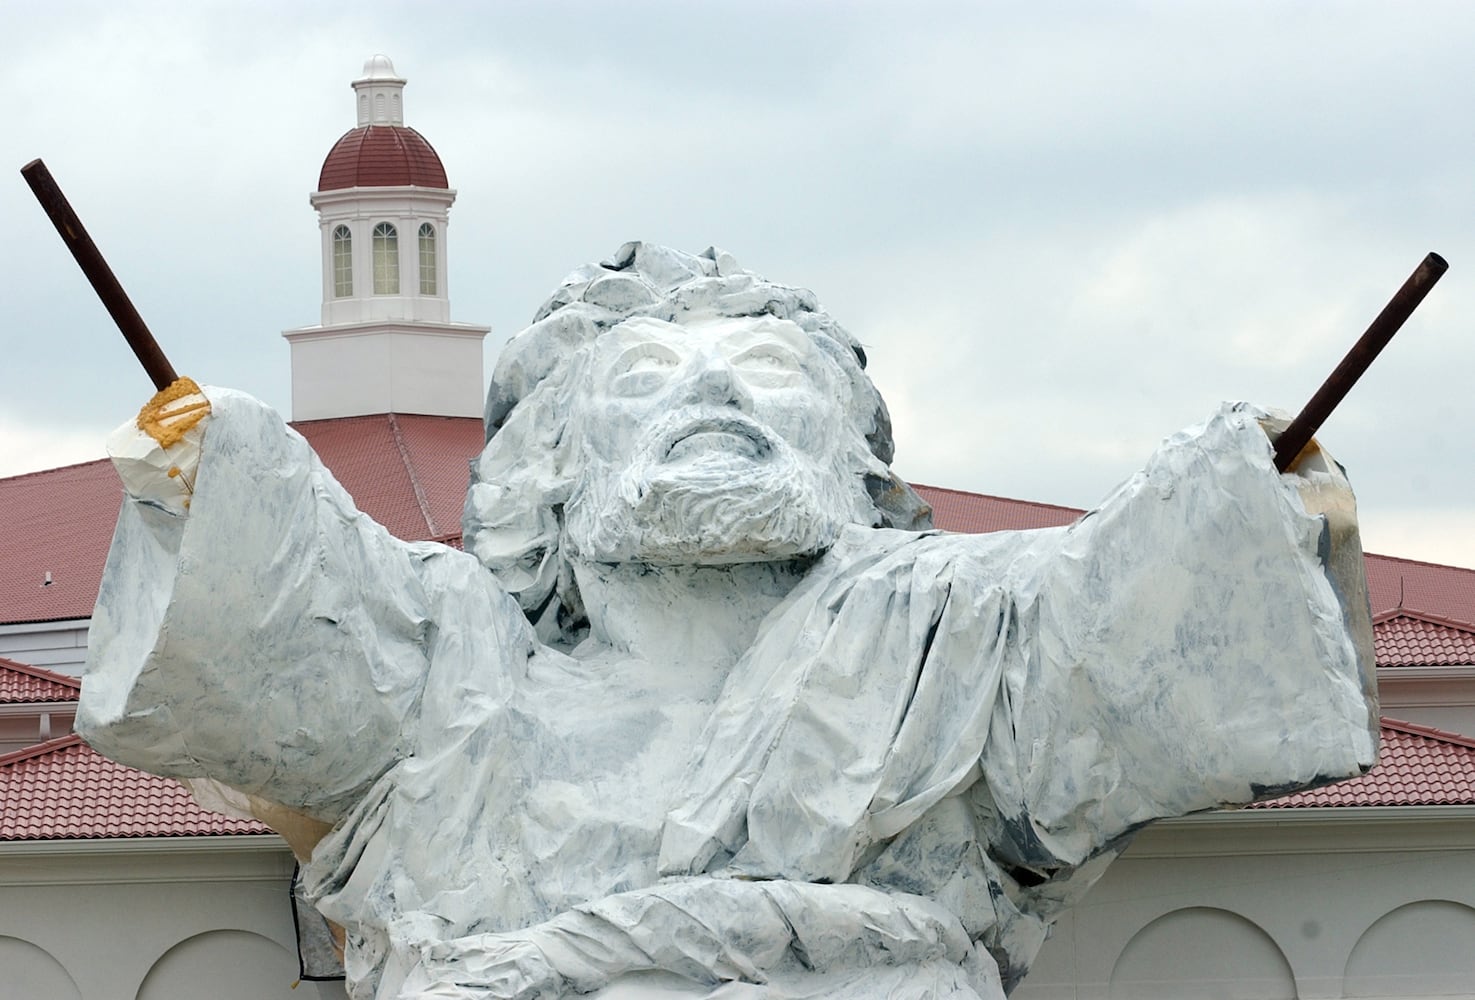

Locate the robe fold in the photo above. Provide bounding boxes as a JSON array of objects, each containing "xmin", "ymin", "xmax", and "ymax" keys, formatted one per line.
[{"xmin": 79, "ymin": 389, "xmax": 1377, "ymax": 999}]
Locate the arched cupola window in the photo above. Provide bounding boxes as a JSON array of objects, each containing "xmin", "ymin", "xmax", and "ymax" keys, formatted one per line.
[
  {"xmin": 418, "ymin": 223, "xmax": 438, "ymax": 295},
  {"xmin": 332, "ymin": 226, "xmax": 353, "ymax": 297},
  {"xmin": 373, "ymin": 222, "xmax": 400, "ymax": 294}
]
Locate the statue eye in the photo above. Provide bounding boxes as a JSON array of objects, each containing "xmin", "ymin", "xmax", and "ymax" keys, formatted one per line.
[
  {"xmin": 731, "ymin": 345, "xmax": 802, "ymax": 385},
  {"xmin": 612, "ymin": 343, "xmax": 681, "ymax": 395},
  {"xmin": 744, "ymin": 353, "xmax": 786, "ymax": 368},
  {"xmin": 626, "ymin": 354, "xmax": 677, "ymax": 374}
]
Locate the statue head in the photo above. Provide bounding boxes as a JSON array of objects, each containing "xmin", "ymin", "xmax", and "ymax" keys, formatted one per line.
[{"xmin": 464, "ymin": 242, "xmax": 930, "ymax": 639}]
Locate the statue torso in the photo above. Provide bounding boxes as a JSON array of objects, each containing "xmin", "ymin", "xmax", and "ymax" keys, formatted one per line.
[{"xmin": 338, "ymin": 643, "xmax": 726, "ymax": 937}]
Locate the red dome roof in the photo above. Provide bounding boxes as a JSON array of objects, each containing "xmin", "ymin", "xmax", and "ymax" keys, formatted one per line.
[{"xmin": 318, "ymin": 125, "xmax": 448, "ymax": 191}]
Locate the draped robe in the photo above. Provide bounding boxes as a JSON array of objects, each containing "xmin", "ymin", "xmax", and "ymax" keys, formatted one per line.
[{"xmin": 78, "ymin": 389, "xmax": 1378, "ymax": 999}]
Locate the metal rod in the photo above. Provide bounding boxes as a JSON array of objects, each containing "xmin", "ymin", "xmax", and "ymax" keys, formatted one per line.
[
  {"xmin": 1274, "ymin": 252, "xmax": 1448, "ymax": 472},
  {"xmin": 20, "ymin": 158, "xmax": 178, "ymax": 391}
]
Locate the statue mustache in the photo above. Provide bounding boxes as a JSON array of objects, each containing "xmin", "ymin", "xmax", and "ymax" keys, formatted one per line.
[{"xmin": 635, "ymin": 407, "xmax": 779, "ymax": 469}]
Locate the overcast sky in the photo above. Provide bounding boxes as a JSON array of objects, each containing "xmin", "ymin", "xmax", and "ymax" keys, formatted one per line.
[{"xmin": 5, "ymin": 1, "xmax": 1475, "ymax": 568}]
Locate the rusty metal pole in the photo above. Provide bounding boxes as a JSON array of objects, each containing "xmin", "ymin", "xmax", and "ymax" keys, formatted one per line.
[
  {"xmin": 20, "ymin": 158, "xmax": 178, "ymax": 391},
  {"xmin": 1274, "ymin": 252, "xmax": 1448, "ymax": 472}
]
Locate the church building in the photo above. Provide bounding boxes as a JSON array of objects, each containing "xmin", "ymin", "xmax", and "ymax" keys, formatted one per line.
[{"xmin": 2, "ymin": 56, "xmax": 1475, "ymax": 1000}]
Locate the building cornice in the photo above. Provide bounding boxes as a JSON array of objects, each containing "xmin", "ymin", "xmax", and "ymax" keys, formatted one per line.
[
  {"xmin": 1378, "ymin": 664, "xmax": 1475, "ymax": 683},
  {"xmin": 1129, "ymin": 805, "xmax": 1475, "ymax": 858},
  {"xmin": 1161, "ymin": 804, "xmax": 1475, "ymax": 827},
  {"xmin": 310, "ymin": 185, "xmax": 457, "ymax": 209},
  {"xmin": 0, "ymin": 835, "xmax": 294, "ymax": 886},
  {"xmin": 0, "ymin": 834, "xmax": 286, "ymax": 857},
  {"xmin": 282, "ymin": 320, "xmax": 489, "ymax": 342},
  {"xmin": 0, "ymin": 618, "xmax": 90, "ymax": 635},
  {"xmin": 0, "ymin": 702, "xmax": 75, "ymax": 718}
]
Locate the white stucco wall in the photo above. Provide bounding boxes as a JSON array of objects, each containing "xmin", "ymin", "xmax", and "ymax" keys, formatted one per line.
[
  {"xmin": 1018, "ymin": 807, "xmax": 1475, "ymax": 999},
  {"xmin": 0, "ymin": 619, "xmax": 90, "ymax": 675},
  {"xmin": 4, "ymin": 793, "xmax": 1475, "ymax": 998},
  {"xmin": 1379, "ymin": 667, "xmax": 1475, "ymax": 734},
  {"xmin": 0, "ymin": 838, "xmax": 343, "ymax": 1000},
  {"xmin": 283, "ymin": 322, "xmax": 488, "ymax": 420}
]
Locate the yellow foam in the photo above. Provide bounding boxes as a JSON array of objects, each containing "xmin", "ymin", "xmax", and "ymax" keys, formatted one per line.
[{"xmin": 136, "ymin": 376, "xmax": 211, "ymax": 448}]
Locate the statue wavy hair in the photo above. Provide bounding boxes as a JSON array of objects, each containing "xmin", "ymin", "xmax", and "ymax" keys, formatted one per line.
[{"xmin": 462, "ymin": 242, "xmax": 932, "ymax": 641}]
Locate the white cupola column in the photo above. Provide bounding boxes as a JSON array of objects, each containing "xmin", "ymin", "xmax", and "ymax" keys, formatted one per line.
[{"xmin": 354, "ymin": 55, "xmax": 407, "ymax": 126}]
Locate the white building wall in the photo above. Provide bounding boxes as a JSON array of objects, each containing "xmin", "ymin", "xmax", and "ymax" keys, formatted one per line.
[
  {"xmin": 285, "ymin": 323, "xmax": 488, "ymax": 419},
  {"xmin": 8, "ymin": 812, "xmax": 1474, "ymax": 1000},
  {"xmin": 0, "ymin": 702, "xmax": 76, "ymax": 752},
  {"xmin": 0, "ymin": 838, "xmax": 342, "ymax": 1000},
  {"xmin": 285, "ymin": 184, "xmax": 490, "ymax": 422},
  {"xmin": 1018, "ymin": 807, "xmax": 1475, "ymax": 999},
  {"xmin": 0, "ymin": 619, "xmax": 90, "ymax": 675},
  {"xmin": 1378, "ymin": 667, "xmax": 1475, "ymax": 733}
]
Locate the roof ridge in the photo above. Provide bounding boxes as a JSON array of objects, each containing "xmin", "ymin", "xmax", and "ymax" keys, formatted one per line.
[
  {"xmin": 911, "ymin": 482, "xmax": 1086, "ymax": 516},
  {"xmin": 0, "ymin": 735, "xmax": 275, "ymax": 840},
  {"xmin": 1380, "ymin": 715, "xmax": 1475, "ymax": 750},
  {"xmin": 0, "ymin": 456, "xmax": 110, "ymax": 484},
  {"xmin": 389, "ymin": 125, "xmax": 411, "ymax": 160},
  {"xmin": 0, "ymin": 656, "xmax": 82, "ymax": 691},
  {"xmin": 388, "ymin": 413, "xmax": 438, "ymax": 537},
  {"xmin": 1365, "ymin": 551, "xmax": 1475, "ymax": 574},
  {"xmin": 290, "ymin": 413, "xmax": 388, "ymax": 429},
  {"xmin": 1372, "ymin": 607, "xmax": 1475, "ymax": 633},
  {"xmin": 0, "ymin": 732, "xmax": 84, "ymax": 768}
]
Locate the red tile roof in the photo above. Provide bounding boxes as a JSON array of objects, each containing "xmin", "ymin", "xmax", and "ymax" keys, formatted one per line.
[
  {"xmin": 0, "ymin": 458, "xmax": 123, "ymax": 625},
  {"xmin": 289, "ymin": 413, "xmax": 481, "ymax": 545},
  {"xmin": 5, "ymin": 413, "xmax": 1475, "ymax": 668},
  {"xmin": 1255, "ymin": 719, "xmax": 1475, "ymax": 808},
  {"xmin": 917, "ymin": 487, "xmax": 1475, "ymax": 625},
  {"xmin": 4, "ymin": 429, "xmax": 1475, "ymax": 835},
  {"xmin": 0, "ymin": 414, "xmax": 482, "ymax": 624},
  {"xmin": 914, "ymin": 484, "xmax": 1082, "ymax": 533},
  {"xmin": 318, "ymin": 125, "xmax": 448, "ymax": 190},
  {"xmin": 1373, "ymin": 609, "xmax": 1475, "ymax": 668},
  {"xmin": 2, "ymin": 712, "xmax": 1463, "ymax": 841},
  {"xmin": 0, "ymin": 734, "xmax": 270, "ymax": 840},
  {"xmin": 0, "ymin": 656, "xmax": 80, "ymax": 704},
  {"xmin": 1364, "ymin": 553, "xmax": 1475, "ymax": 623}
]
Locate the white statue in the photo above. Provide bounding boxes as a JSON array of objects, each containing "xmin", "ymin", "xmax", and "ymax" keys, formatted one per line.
[{"xmin": 79, "ymin": 243, "xmax": 1378, "ymax": 1000}]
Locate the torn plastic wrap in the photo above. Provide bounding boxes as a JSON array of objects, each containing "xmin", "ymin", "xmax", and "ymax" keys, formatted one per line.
[
  {"xmin": 293, "ymin": 865, "xmax": 348, "ymax": 982},
  {"xmin": 78, "ymin": 391, "xmax": 1377, "ymax": 1000}
]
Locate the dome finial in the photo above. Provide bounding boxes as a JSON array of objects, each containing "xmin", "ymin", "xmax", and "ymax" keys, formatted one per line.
[
  {"xmin": 351, "ymin": 54, "xmax": 407, "ymax": 126},
  {"xmin": 359, "ymin": 54, "xmax": 402, "ymax": 81}
]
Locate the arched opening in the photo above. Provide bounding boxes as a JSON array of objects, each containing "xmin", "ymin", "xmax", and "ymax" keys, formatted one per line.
[
  {"xmin": 373, "ymin": 222, "xmax": 399, "ymax": 295},
  {"xmin": 332, "ymin": 225, "xmax": 352, "ymax": 297},
  {"xmin": 0, "ymin": 936, "xmax": 81, "ymax": 999},
  {"xmin": 1345, "ymin": 899, "xmax": 1475, "ymax": 996},
  {"xmin": 1109, "ymin": 907, "xmax": 1296, "ymax": 999},
  {"xmin": 418, "ymin": 223, "xmax": 437, "ymax": 295},
  {"xmin": 136, "ymin": 929, "xmax": 300, "ymax": 1000}
]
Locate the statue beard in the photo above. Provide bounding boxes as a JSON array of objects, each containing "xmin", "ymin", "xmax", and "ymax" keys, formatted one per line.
[{"xmin": 564, "ymin": 417, "xmax": 870, "ymax": 566}]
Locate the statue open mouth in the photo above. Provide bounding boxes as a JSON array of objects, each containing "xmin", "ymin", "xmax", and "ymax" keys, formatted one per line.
[{"xmin": 663, "ymin": 418, "xmax": 772, "ymax": 462}]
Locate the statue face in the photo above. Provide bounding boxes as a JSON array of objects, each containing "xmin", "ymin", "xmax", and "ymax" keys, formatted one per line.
[
  {"xmin": 580, "ymin": 315, "xmax": 843, "ymax": 471},
  {"xmin": 563, "ymin": 314, "xmax": 868, "ymax": 564}
]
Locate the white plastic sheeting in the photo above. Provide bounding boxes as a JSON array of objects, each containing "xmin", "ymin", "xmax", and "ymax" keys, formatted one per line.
[{"xmin": 77, "ymin": 387, "xmax": 1377, "ymax": 999}]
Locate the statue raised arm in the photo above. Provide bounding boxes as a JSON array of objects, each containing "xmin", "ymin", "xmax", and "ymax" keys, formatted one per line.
[{"xmin": 79, "ymin": 242, "xmax": 1376, "ymax": 999}]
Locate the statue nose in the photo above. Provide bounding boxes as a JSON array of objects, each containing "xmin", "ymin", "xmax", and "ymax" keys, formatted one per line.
[{"xmin": 688, "ymin": 354, "xmax": 749, "ymax": 408}]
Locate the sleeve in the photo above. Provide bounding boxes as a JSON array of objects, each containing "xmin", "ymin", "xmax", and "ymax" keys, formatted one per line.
[
  {"xmin": 663, "ymin": 403, "xmax": 1377, "ymax": 887},
  {"xmin": 972, "ymin": 401, "xmax": 1379, "ymax": 871},
  {"xmin": 77, "ymin": 388, "xmax": 439, "ymax": 820}
]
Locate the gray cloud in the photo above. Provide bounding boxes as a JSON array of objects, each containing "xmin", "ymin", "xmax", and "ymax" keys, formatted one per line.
[{"xmin": 5, "ymin": 1, "xmax": 1474, "ymax": 565}]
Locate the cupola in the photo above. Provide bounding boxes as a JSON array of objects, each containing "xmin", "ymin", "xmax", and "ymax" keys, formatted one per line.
[{"xmin": 282, "ymin": 56, "xmax": 489, "ymax": 422}]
